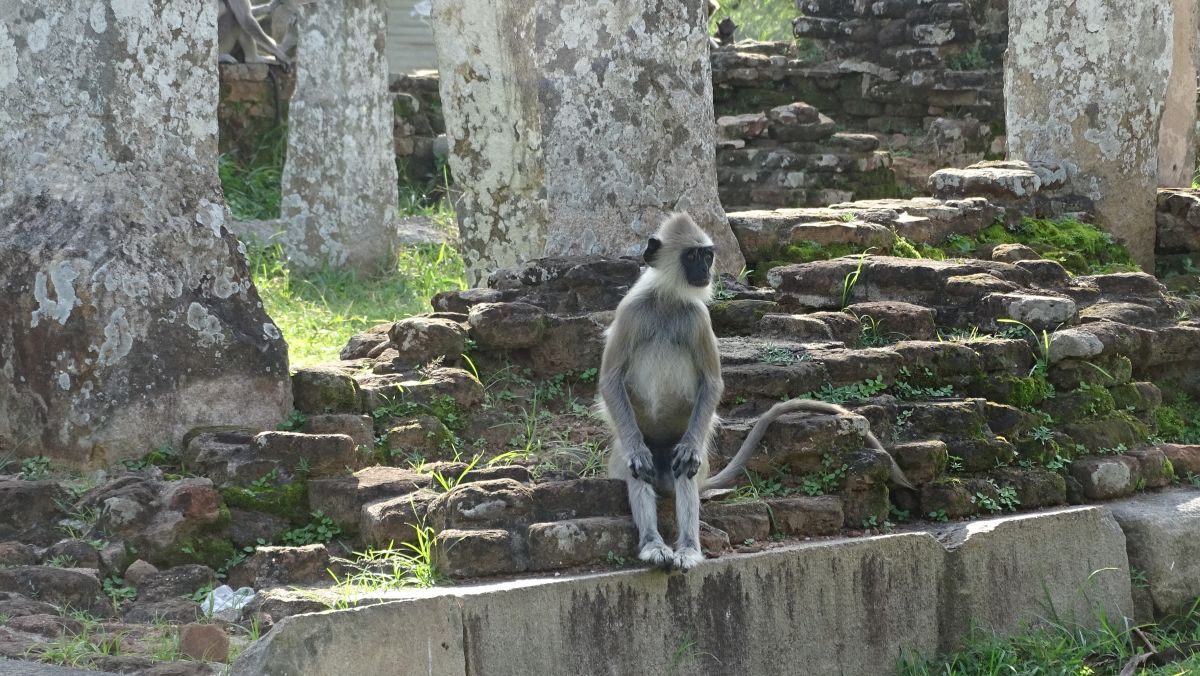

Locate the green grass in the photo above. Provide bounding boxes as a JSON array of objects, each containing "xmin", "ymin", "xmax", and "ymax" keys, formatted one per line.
[
  {"xmin": 219, "ymin": 122, "xmax": 288, "ymax": 221},
  {"xmin": 223, "ymin": 117, "xmax": 467, "ymax": 368},
  {"xmin": 900, "ymin": 600, "xmax": 1200, "ymax": 676},
  {"xmin": 710, "ymin": 0, "xmax": 796, "ymax": 42},
  {"xmin": 249, "ymin": 239, "xmax": 465, "ymax": 367}
]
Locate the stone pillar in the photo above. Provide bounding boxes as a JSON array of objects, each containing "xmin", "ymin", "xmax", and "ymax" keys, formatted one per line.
[
  {"xmin": 431, "ymin": 0, "xmax": 746, "ymax": 284},
  {"xmin": 1006, "ymin": 0, "xmax": 1174, "ymax": 270},
  {"xmin": 278, "ymin": 0, "xmax": 399, "ymax": 270},
  {"xmin": 1157, "ymin": 0, "xmax": 1199, "ymax": 187},
  {"xmin": 0, "ymin": 1, "xmax": 291, "ymax": 467}
]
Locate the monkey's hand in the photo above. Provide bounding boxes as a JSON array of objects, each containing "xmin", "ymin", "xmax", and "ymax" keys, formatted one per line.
[
  {"xmin": 671, "ymin": 441, "xmax": 701, "ymax": 479},
  {"xmin": 627, "ymin": 440, "xmax": 656, "ymax": 484}
]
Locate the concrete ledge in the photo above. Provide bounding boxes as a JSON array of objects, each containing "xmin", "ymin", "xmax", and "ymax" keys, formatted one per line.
[
  {"xmin": 938, "ymin": 507, "xmax": 1131, "ymax": 651},
  {"xmin": 1108, "ymin": 488, "xmax": 1200, "ymax": 618},
  {"xmin": 233, "ymin": 506, "xmax": 1133, "ymax": 676}
]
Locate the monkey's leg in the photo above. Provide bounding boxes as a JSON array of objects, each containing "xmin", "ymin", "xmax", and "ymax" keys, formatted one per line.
[
  {"xmin": 671, "ymin": 474, "xmax": 704, "ymax": 570},
  {"xmin": 627, "ymin": 479, "xmax": 673, "ymax": 566}
]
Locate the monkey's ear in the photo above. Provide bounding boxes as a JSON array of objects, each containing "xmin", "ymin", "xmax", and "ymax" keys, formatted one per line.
[{"xmin": 643, "ymin": 237, "xmax": 662, "ymax": 265}]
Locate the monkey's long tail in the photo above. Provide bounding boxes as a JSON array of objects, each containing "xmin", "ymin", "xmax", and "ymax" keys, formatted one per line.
[{"xmin": 703, "ymin": 399, "xmax": 914, "ymax": 491}]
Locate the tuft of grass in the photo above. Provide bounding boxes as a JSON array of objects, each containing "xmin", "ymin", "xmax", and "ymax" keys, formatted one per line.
[
  {"xmin": 249, "ymin": 241, "xmax": 466, "ymax": 367},
  {"xmin": 320, "ymin": 527, "xmax": 441, "ymax": 609},
  {"xmin": 900, "ymin": 599, "xmax": 1200, "ymax": 676}
]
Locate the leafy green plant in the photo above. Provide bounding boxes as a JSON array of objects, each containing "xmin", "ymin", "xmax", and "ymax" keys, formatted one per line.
[
  {"xmin": 44, "ymin": 554, "xmax": 78, "ymax": 568},
  {"xmin": 892, "ymin": 380, "xmax": 955, "ymax": 400},
  {"xmin": 946, "ymin": 46, "xmax": 984, "ymax": 70},
  {"xmin": 969, "ymin": 492, "xmax": 1008, "ymax": 513},
  {"xmin": 102, "ymin": 576, "xmax": 137, "ymax": 610},
  {"xmin": 801, "ymin": 454, "xmax": 850, "ymax": 496},
  {"xmin": 801, "ymin": 375, "xmax": 888, "ymax": 404},
  {"xmin": 997, "ymin": 318, "xmax": 1051, "ymax": 373},
  {"xmin": 730, "ymin": 469, "xmax": 795, "ymax": 503},
  {"xmin": 756, "ymin": 345, "xmax": 803, "ymax": 366},
  {"xmin": 117, "ymin": 446, "xmax": 180, "ymax": 473},
  {"xmin": 857, "ymin": 314, "xmax": 892, "ymax": 347},
  {"xmin": 277, "ymin": 409, "xmax": 307, "ymax": 431},
  {"xmin": 927, "ymin": 509, "xmax": 949, "ymax": 523},
  {"xmin": 18, "ymin": 455, "xmax": 51, "ymax": 480},
  {"xmin": 606, "ymin": 550, "xmax": 630, "ymax": 567},
  {"xmin": 997, "ymin": 486, "xmax": 1021, "ymax": 512},
  {"xmin": 281, "ymin": 511, "xmax": 342, "ymax": 546}
]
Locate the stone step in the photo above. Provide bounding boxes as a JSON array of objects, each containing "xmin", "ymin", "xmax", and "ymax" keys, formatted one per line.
[
  {"xmin": 765, "ymin": 255, "xmax": 1034, "ymax": 313},
  {"xmin": 184, "ymin": 429, "xmax": 357, "ymax": 485}
]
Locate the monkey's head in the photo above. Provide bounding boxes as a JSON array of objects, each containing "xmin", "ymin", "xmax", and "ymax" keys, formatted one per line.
[{"xmin": 643, "ymin": 213, "xmax": 715, "ymax": 289}]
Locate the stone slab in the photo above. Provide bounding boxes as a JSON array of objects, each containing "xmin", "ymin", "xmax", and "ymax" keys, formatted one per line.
[
  {"xmin": 233, "ymin": 506, "xmax": 1134, "ymax": 675},
  {"xmin": 0, "ymin": 661, "xmax": 120, "ymax": 676},
  {"xmin": 1107, "ymin": 487, "xmax": 1200, "ymax": 618}
]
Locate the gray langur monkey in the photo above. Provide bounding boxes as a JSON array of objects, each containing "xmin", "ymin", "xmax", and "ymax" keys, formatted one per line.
[
  {"xmin": 217, "ymin": 0, "xmax": 291, "ymax": 65},
  {"xmin": 598, "ymin": 213, "xmax": 913, "ymax": 571}
]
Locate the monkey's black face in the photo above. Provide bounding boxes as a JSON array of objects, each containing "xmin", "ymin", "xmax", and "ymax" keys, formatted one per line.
[{"xmin": 682, "ymin": 246, "xmax": 715, "ymax": 287}]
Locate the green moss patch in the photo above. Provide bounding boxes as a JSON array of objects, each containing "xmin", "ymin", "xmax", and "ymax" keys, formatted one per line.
[
  {"xmin": 221, "ymin": 480, "xmax": 309, "ymax": 523},
  {"xmin": 1155, "ymin": 391, "xmax": 1200, "ymax": 443},
  {"xmin": 974, "ymin": 218, "xmax": 1138, "ymax": 274},
  {"xmin": 749, "ymin": 217, "xmax": 1139, "ymax": 279}
]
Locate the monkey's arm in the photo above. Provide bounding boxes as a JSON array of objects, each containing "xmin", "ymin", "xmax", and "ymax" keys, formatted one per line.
[{"xmin": 599, "ymin": 322, "xmax": 655, "ymax": 483}]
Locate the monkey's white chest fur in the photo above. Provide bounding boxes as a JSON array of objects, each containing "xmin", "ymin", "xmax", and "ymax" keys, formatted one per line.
[{"xmin": 625, "ymin": 341, "xmax": 698, "ymax": 432}]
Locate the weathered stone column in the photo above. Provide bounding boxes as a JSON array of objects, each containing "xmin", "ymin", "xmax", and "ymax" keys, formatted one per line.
[
  {"xmin": 1006, "ymin": 0, "xmax": 1175, "ymax": 270},
  {"xmin": 278, "ymin": 0, "xmax": 399, "ymax": 270},
  {"xmin": 432, "ymin": 0, "xmax": 746, "ymax": 284},
  {"xmin": 1157, "ymin": 0, "xmax": 1199, "ymax": 188},
  {"xmin": 0, "ymin": 1, "xmax": 291, "ymax": 467}
]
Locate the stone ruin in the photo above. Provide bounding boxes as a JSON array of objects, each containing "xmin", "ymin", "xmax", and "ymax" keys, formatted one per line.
[
  {"xmin": 1007, "ymin": 0, "xmax": 1176, "ymax": 271},
  {"xmin": 0, "ymin": 1, "xmax": 291, "ymax": 467},
  {"xmin": 275, "ymin": 0, "xmax": 401, "ymax": 271},
  {"xmin": 429, "ymin": 0, "xmax": 745, "ymax": 284},
  {"xmin": 234, "ymin": 162, "xmax": 1197, "ymax": 585},
  {"xmin": 717, "ymin": 101, "xmax": 896, "ymax": 208},
  {"xmin": 6, "ymin": 1, "xmax": 1200, "ymax": 673}
]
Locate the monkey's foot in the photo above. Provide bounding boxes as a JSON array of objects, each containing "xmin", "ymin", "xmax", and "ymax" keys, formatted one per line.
[
  {"xmin": 672, "ymin": 547, "xmax": 704, "ymax": 571},
  {"xmin": 638, "ymin": 542, "xmax": 674, "ymax": 568}
]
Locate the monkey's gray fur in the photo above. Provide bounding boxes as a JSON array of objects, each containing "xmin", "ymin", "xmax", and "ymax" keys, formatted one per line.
[
  {"xmin": 598, "ymin": 212, "xmax": 912, "ymax": 571},
  {"xmin": 218, "ymin": 0, "xmax": 290, "ymax": 65}
]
